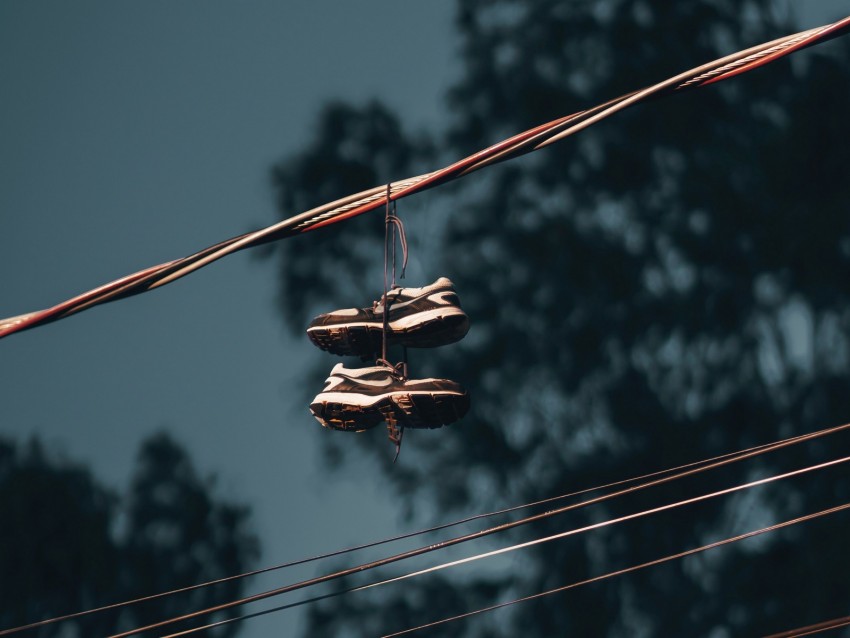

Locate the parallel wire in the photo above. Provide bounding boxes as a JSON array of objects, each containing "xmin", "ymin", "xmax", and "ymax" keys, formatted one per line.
[
  {"xmin": 380, "ymin": 503, "xmax": 850, "ymax": 638},
  {"xmin": 112, "ymin": 453, "xmax": 850, "ymax": 637},
  {"xmin": 2, "ymin": 16, "xmax": 848, "ymax": 339},
  {"xmin": 161, "ymin": 463, "xmax": 850, "ymax": 637},
  {"xmin": 3, "ymin": 420, "xmax": 847, "ymax": 637},
  {"xmin": 764, "ymin": 614, "xmax": 850, "ymax": 638}
]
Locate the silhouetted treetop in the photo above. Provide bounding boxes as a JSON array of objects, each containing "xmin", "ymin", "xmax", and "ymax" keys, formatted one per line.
[
  {"xmin": 270, "ymin": 2, "xmax": 850, "ymax": 635},
  {"xmin": 0, "ymin": 433, "xmax": 259, "ymax": 637}
]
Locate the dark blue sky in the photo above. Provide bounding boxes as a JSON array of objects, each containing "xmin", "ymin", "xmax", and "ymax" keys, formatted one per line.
[
  {"xmin": 1, "ymin": 2, "xmax": 846, "ymax": 636},
  {"xmin": 0, "ymin": 3, "xmax": 454, "ymax": 635}
]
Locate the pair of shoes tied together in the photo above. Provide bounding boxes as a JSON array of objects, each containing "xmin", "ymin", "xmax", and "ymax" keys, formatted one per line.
[{"xmin": 308, "ymin": 277, "xmax": 470, "ymax": 434}]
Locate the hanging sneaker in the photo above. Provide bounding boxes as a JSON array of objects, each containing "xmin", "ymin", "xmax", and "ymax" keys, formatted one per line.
[
  {"xmin": 306, "ymin": 277, "xmax": 470, "ymax": 357},
  {"xmin": 309, "ymin": 362, "xmax": 470, "ymax": 432}
]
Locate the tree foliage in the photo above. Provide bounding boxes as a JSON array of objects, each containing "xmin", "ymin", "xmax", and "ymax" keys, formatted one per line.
[
  {"xmin": 271, "ymin": 1, "xmax": 850, "ymax": 635},
  {"xmin": 0, "ymin": 433, "xmax": 259, "ymax": 637}
]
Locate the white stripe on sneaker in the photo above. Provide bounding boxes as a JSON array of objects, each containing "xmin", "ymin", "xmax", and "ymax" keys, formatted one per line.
[
  {"xmin": 387, "ymin": 306, "xmax": 467, "ymax": 330},
  {"xmin": 314, "ymin": 388, "xmax": 466, "ymax": 407},
  {"xmin": 306, "ymin": 306, "xmax": 466, "ymax": 333}
]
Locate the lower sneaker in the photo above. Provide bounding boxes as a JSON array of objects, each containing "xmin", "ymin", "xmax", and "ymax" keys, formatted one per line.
[
  {"xmin": 306, "ymin": 277, "xmax": 469, "ymax": 357},
  {"xmin": 310, "ymin": 362, "xmax": 469, "ymax": 432}
]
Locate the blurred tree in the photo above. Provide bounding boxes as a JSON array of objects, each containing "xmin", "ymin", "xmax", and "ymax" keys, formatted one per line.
[
  {"xmin": 270, "ymin": 1, "xmax": 850, "ymax": 635},
  {"xmin": 0, "ymin": 433, "xmax": 259, "ymax": 637},
  {"xmin": 0, "ymin": 438, "xmax": 118, "ymax": 636}
]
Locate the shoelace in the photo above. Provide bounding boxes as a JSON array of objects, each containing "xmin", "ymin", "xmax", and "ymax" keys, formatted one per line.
[
  {"xmin": 375, "ymin": 358, "xmax": 407, "ymax": 380},
  {"xmin": 381, "ymin": 185, "xmax": 409, "ymax": 461},
  {"xmin": 375, "ymin": 357, "xmax": 407, "ymax": 462},
  {"xmin": 386, "ymin": 213, "xmax": 408, "ymax": 282},
  {"xmin": 381, "ymin": 185, "xmax": 410, "ymax": 360}
]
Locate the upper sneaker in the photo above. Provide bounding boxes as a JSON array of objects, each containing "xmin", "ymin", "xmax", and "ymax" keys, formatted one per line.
[
  {"xmin": 310, "ymin": 362, "xmax": 470, "ymax": 432},
  {"xmin": 307, "ymin": 277, "xmax": 470, "ymax": 357}
]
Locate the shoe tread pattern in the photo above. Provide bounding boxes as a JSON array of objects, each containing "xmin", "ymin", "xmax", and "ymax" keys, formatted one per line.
[
  {"xmin": 307, "ymin": 325, "xmax": 382, "ymax": 358},
  {"xmin": 310, "ymin": 400, "xmax": 384, "ymax": 432},
  {"xmin": 391, "ymin": 392, "xmax": 470, "ymax": 429},
  {"xmin": 308, "ymin": 313, "xmax": 469, "ymax": 358},
  {"xmin": 311, "ymin": 391, "xmax": 469, "ymax": 431}
]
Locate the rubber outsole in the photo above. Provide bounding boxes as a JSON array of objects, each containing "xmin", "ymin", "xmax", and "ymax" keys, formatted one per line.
[
  {"xmin": 307, "ymin": 312, "xmax": 469, "ymax": 357},
  {"xmin": 310, "ymin": 390, "xmax": 470, "ymax": 432}
]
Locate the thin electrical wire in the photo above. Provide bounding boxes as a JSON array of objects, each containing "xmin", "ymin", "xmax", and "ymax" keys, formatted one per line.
[
  {"xmin": 764, "ymin": 614, "xmax": 850, "ymax": 638},
  {"xmin": 111, "ymin": 453, "xmax": 850, "ymax": 637},
  {"xmin": 4, "ymin": 420, "xmax": 848, "ymax": 637},
  {"xmin": 380, "ymin": 503, "xmax": 850, "ymax": 638},
  {"xmin": 160, "ymin": 467, "xmax": 850, "ymax": 638},
  {"xmin": 164, "ymin": 503, "xmax": 850, "ymax": 635},
  {"xmin": 2, "ymin": 16, "xmax": 847, "ymax": 339}
]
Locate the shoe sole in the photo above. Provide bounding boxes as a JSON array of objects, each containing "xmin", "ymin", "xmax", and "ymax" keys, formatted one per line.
[
  {"xmin": 307, "ymin": 311, "xmax": 469, "ymax": 357},
  {"xmin": 310, "ymin": 390, "xmax": 470, "ymax": 432}
]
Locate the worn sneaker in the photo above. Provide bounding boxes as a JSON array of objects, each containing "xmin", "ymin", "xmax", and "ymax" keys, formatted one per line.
[
  {"xmin": 307, "ymin": 277, "xmax": 469, "ymax": 357},
  {"xmin": 310, "ymin": 362, "xmax": 470, "ymax": 432}
]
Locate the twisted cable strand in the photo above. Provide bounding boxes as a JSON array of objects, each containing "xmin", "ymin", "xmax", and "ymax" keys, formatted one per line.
[{"xmin": 3, "ymin": 17, "xmax": 847, "ymax": 339}]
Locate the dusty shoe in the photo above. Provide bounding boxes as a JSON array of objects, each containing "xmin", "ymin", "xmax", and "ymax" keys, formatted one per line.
[
  {"xmin": 306, "ymin": 277, "xmax": 469, "ymax": 357},
  {"xmin": 309, "ymin": 362, "xmax": 469, "ymax": 432}
]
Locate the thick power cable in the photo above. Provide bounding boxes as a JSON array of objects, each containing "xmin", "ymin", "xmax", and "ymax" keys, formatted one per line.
[
  {"xmin": 160, "ymin": 461, "xmax": 850, "ymax": 637},
  {"xmin": 3, "ymin": 420, "xmax": 847, "ymax": 637},
  {"xmin": 380, "ymin": 503, "xmax": 850, "ymax": 638},
  {"xmin": 2, "ymin": 16, "xmax": 848, "ymax": 339},
  {"xmin": 111, "ymin": 453, "xmax": 850, "ymax": 637}
]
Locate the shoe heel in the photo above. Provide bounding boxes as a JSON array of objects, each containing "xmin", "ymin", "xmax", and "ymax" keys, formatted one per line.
[
  {"xmin": 310, "ymin": 401, "xmax": 383, "ymax": 432},
  {"xmin": 396, "ymin": 312, "xmax": 470, "ymax": 349},
  {"xmin": 308, "ymin": 326, "xmax": 382, "ymax": 357},
  {"xmin": 390, "ymin": 392, "xmax": 470, "ymax": 429}
]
